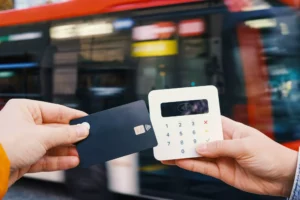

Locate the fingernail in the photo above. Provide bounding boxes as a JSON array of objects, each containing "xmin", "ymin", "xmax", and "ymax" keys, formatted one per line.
[
  {"xmin": 197, "ymin": 144, "xmax": 207, "ymax": 152},
  {"xmin": 70, "ymin": 157, "xmax": 79, "ymax": 166},
  {"xmin": 82, "ymin": 122, "xmax": 90, "ymax": 130},
  {"xmin": 76, "ymin": 123, "xmax": 90, "ymax": 137}
]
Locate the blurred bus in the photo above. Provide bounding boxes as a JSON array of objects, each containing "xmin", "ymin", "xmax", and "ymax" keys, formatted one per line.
[{"xmin": 0, "ymin": 0, "xmax": 299, "ymax": 199}]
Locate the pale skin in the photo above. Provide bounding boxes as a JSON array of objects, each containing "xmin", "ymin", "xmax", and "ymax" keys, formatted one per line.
[
  {"xmin": 162, "ymin": 116, "xmax": 298, "ymax": 197},
  {"xmin": 0, "ymin": 99, "xmax": 90, "ymax": 186}
]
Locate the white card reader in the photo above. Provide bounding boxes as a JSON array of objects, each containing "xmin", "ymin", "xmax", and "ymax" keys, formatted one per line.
[{"xmin": 148, "ymin": 85, "xmax": 223, "ymax": 161}]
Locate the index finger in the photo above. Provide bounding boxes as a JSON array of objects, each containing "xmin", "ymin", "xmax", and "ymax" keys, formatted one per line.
[{"xmin": 36, "ymin": 101, "xmax": 87, "ymax": 124}]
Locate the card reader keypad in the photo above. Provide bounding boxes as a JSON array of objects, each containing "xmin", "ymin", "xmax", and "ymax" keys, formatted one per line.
[{"xmin": 163, "ymin": 117, "xmax": 211, "ymax": 156}]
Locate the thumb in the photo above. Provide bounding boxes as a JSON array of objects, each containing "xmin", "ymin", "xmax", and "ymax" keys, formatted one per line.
[
  {"xmin": 196, "ymin": 139, "xmax": 243, "ymax": 158},
  {"xmin": 39, "ymin": 122, "xmax": 90, "ymax": 150}
]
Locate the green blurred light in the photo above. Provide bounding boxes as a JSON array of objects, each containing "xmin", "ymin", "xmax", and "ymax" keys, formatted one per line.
[
  {"xmin": 0, "ymin": 71, "xmax": 14, "ymax": 78},
  {"xmin": 0, "ymin": 36, "xmax": 9, "ymax": 43}
]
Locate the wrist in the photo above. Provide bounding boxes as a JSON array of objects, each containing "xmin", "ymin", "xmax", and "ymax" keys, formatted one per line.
[
  {"xmin": 8, "ymin": 172, "xmax": 16, "ymax": 187},
  {"xmin": 281, "ymin": 149, "xmax": 298, "ymax": 197},
  {"xmin": 8, "ymin": 169, "xmax": 24, "ymax": 187}
]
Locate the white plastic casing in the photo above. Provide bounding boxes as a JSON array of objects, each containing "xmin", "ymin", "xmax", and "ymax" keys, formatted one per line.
[{"xmin": 148, "ymin": 86, "xmax": 223, "ymax": 161}]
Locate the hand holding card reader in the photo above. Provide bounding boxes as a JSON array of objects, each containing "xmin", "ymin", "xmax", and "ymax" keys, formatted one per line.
[{"xmin": 148, "ymin": 86, "xmax": 223, "ymax": 161}]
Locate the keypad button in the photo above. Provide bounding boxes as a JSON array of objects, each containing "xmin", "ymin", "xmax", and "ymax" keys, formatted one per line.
[
  {"xmin": 181, "ymin": 149, "xmax": 185, "ymax": 154},
  {"xmin": 179, "ymin": 131, "xmax": 183, "ymax": 136},
  {"xmin": 192, "ymin": 130, "xmax": 196, "ymax": 135},
  {"xmin": 167, "ymin": 133, "xmax": 170, "ymax": 137},
  {"xmin": 168, "ymin": 141, "xmax": 171, "ymax": 146},
  {"xmin": 180, "ymin": 140, "xmax": 184, "ymax": 145},
  {"xmin": 192, "ymin": 121, "xmax": 195, "ymax": 126},
  {"xmin": 204, "ymin": 120, "xmax": 208, "ymax": 124},
  {"xmin": 193, "ymin": 139, "xmax": 197, "ymax": 144},
  {"xmin": 178, "ymin": 122, "xmax": 182, "ymax": 128},
  {"xmin": 166, "ymin": 124, "xmax": 169, "ymax": 128}
]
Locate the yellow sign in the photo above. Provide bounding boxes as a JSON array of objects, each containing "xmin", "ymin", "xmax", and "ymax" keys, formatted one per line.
[
  {"xmin": 132, "ymin": 40, "xmax": 177, "ymax": 57},
  {"xmin": 0, "ymin": 0, "xmax": 13, "ymax": 10}
]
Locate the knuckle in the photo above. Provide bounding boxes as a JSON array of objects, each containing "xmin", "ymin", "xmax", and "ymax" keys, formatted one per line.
[
  {"xmin": 31, "ymin": 104, "xmax": 43, "ymax": 124},
  {"xmin": 55, "ymin": 158, "xmax": 61, "ymax": 170},
  {"xmin": 56, "ymin": 106, "xmax": 65, "ymax": 123},
  {"xmin": 214, "ymin": 141, "xmax": 223, "ymax": 151},
  {"xmin": 64, "ymin": 126, "xmax": 76, "ymax": 143},
  {"xmin": 190, "ymin": 161, "xmax": 197, "ymax": 173},
  {"xmin": 202, "ymin": 161, "xmax": 210, "ymax": 176},
  {"xmin": 235, "ymin": 121, "xmax": 244, "ymax": 130},
  {"xmin": 41, "ymin": 157, "xmax": 47, "ymax": 171}
]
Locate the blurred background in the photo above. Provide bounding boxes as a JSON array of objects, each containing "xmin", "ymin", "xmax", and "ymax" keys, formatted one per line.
[{"xmin": 0, "ymin": 0, "xmax": 299, "ymax": 199}]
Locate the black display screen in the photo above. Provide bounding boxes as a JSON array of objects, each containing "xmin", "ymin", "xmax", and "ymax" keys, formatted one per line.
[{"xmin": 161, "ymin": 99, "xmax": 209, "ymax": 117}]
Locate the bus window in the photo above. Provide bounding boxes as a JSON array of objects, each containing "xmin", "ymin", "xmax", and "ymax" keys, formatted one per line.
[
  {"xmin": 0, "ymin": 55, "xmax": 41, "ymax": 97},
  {"xmin": 132, "ymin": 21, "xmax": 178, "ymax": 102},
  {"xmin": 51, "ymin": 17, "xmax": 136, "ymax": 112},
  {"xmin": 178, "ymin": 18, "xmax": 210, "ymax": 87},
  {"xmin": 224, "ymin": 6, "xmax": 300, "ymax": 143}
]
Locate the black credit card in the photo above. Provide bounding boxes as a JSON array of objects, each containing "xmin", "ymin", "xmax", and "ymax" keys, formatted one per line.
[{"xmin": 70, "ymin": 100, "xmax": 158, "ymax": 168}]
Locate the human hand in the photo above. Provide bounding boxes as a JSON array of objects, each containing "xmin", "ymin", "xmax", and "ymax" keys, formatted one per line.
[
  {"xmin": 0, "ymin": 99, "xmax": 90, "ymax": 186},
  {"xmin": 162, "ymin": 116, "xmax": 298, "ymax": 197}
]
